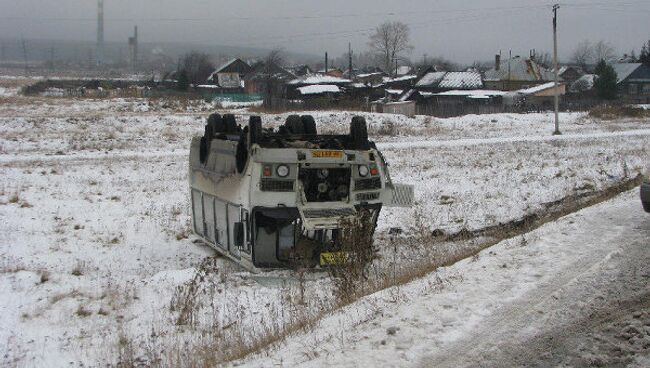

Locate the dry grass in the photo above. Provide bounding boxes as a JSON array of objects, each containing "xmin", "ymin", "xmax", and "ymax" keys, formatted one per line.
[{"xmin": 588, "ymin": 105, "xmax": 650, "ymax": 120}]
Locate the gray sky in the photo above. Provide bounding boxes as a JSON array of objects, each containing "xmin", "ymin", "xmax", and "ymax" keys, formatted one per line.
[{"xmin": 1, "ymin": 0, "xmax": 649, "ymax": 63}]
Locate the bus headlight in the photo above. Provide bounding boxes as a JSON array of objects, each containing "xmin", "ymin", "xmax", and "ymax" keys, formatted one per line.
[
  {"xmin": 276, "ymin": 164, "xmax": 290, "ymax": 178},
  {"xmin": 358, "ymin": 165, "xmax": 369, "ymax": 177}
]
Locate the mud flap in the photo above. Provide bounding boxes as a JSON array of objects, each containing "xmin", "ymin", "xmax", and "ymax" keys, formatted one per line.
[
  {"xmin": 383, "ymin": 184, "xmax": 415, "ymax": 207},
  {"xmin": 298, "ymin": 205, "xmax": 357, "ymax": 230}
]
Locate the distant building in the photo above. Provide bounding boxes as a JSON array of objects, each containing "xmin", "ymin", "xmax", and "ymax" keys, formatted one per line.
[
  {"xmin": 207, "ymin": 58, "xmax": 253, "ymax": 89},
  {"xmin": 612, "ymin": 63, "xmax": 650, "ymax": 103},
  {"xmin": 484, "ymin": 55, "xmax": 555, "ymax": 91},
  {"xmin": 558, "ymin": 66, "xmax": 584, "ymax": 86},
  {"xmin": 243, "ymin": 61, "xmax": 295, "ymax": 95}
]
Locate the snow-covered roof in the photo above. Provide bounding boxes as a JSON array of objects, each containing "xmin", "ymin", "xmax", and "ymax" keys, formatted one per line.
[
  {"xmin": 434, "ymin": 89, "xmax": 506, "ymax": 98},
  {"xmin": 288, "ymin": 74, "xmax": 351, "ymax": 85},
  {"xmin": 385, "ymin": 89, "xmax": 403, "ymax": 95},
  {"xmin": 438, "ymin": 72, "xmax": 483, "ymax": 90},
  {"xmin": 415, "ymin": 72, "xmax": 447, "ymax": 87},
  {"xmin": 570, "ymin": 74, "xmax": 596, "ymax": 92},
  {"xmin": 383, "ymin": 75, "xmax": 417, "ymax": 84},
  {"xmin": 517, "ymin": 82, "xmax": 559, "ymax": 95},
  {"xmin": 356, "ymin": 72, "xmax": 383, "ymax": 78},
  {"xmin": 350, "ymin": 83, "xmax": 369, "ymax": 88},
  {"xmin": 297, "ymin": 84, "xmax": 341, "ymax": 95},
  {"xmin": 611, "ymin": 63, "xmax": 642, "ymax": 84}
]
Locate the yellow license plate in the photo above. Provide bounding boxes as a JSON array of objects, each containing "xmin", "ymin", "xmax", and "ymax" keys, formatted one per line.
[
  {"xmin": 320, "ymin": 251, "xmax": 349, "ymax": 266},
  {"xmin": 312, "ymin": 150, "xmax": 343, "ymax": 158}
]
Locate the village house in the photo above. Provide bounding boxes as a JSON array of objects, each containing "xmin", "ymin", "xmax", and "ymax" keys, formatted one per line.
[
  {"xmin": 285, "ymin": 73, "xmax": 351, "ymax": 99},
  {"xmin": 612, "ymin": 63, "xmax": 650, "ymax": 103},
  {"xmin": 206, "ymin": 58, "xmax": 253, "ymax": 90},
  {"xmin": 243, "ymin": 61, "xmax": 295, "ymax": 96},
  {"xmin": 558, "ymin": 66, "xmax": 584, "ymax": 87},
  {"xmin": 484, "ymin": 55, "xmax": 555, "ymax": 91}
]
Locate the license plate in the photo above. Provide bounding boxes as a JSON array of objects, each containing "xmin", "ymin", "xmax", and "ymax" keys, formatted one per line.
[
  {"xmin": 319, "ymin": 251, "xmax": 349, "ymax": 266},
  {"xmin": 312, "ymin": 150, "xmax": 343, "ymax": 158}
]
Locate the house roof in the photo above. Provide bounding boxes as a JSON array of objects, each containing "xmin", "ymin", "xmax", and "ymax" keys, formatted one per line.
[
  {"xmin": 438, "ymin": 72, "xmax": 483, "ymax": 89},
  {"xmin": 288, "ymin": 74, "xmax": 351, "ymax": 85},
  {"xmin": 383, "ymin": 75, "xmax": 418, "ymax": 84},
  {"xmin": 434, "ymin": 89, "xmax": 506, "ymax": 98},
  {"xmin": 570, "ymin": 74, "xmax": 596, "ymax": 92},
  {"xmin": 517, "ymin": 82, "xmax": 561, "ymax": 95},
  {"xmin": 484, "ymin": 56, "xmax": 554, "ymax": 82},
  {"xmin": 415, "ymin": 71, "xmax": 483, "ymax": 90},
  {"xmin": 297, "ymin": 84, "xmax": 341, "ymax": 95},
  {"xmin": 611, "ymin": 63, "xmax": 643, "ymax": 83},
  {"xmin": 244, "ymin": 62, "xmax": 295, "ymax": 81},
  {"xmin": 415, "ymin": 72, "xmax": 446, "ymax": 87}
]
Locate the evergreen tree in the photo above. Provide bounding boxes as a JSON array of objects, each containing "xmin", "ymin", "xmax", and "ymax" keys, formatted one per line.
[
  {"xmin": 177, "ymin": 69, "xmax": 189, "ymax": 91},
  {"xmin": 593, "ymin": 60, "xmax": 618, "ymax": 100},
  {"xmin": 641, "ymin": 41, "xmax": 650, "ymax": 66}
]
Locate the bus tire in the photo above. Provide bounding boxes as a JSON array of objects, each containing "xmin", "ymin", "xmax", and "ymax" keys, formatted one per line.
[
  {"xmin": 301, "ymin": 115, "xmax": 317, "ymax": 135},
  {"xmin": 286, "ymin": 114, "xmax": 304, "ymax": 134},
  {"xmin": 223, "ymin": 114, "xmax": 237, "ymax": 133},
  {"xmin": 249, "ymin": 116, "xmax": 262, "ymax": 145},
  {"xmin": 350, "ymin": 116, "xmax": 369, "ymax": 149}
]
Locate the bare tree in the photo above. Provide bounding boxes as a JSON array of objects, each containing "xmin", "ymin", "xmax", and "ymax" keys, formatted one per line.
[
  {"xmin": 593, "ymin": 40, "xmax": 617, "ymax": 64},
  {"xmin": 572, "ymin": 40, "xmax": 593, "ymax": 70},
  {"xmin": 368, "ymin": 21, "xmax": 413, "ymax": 75},
  {"xmin": 571, "ymin": 40, "xmax": 617, "ymax": 69},
  {"xmin": 260, "ymin": 48, "xmax": 286, "ymax": 109},
  {"xmin": 180, "ymin": 51, "xmax": 214, "ymax": 85}
]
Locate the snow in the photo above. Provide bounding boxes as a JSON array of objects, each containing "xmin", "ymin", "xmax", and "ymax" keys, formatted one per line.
[
  {"xmin": 297, "ymin": 84, "xmax": 341, "ymax": 95},
  {"xmin": 437, "ymin": 71, "xmax": 483, "ymax": 90},
  {"xmin": 288, "ymin": 74, "xmax": 351, "ymax": 85},
  {"xmin": 383, "ymin": 75, "xmax": 417, "ymax": 83},
  {"xmin": 517, "ymin": 82, "xmax": 559, "ymax": 95},
  {"xmin": 238, "ymin": 190, "xmax": 650, "ymax": 367},
  {"xmin": 570, "ymin": 74, "xmax": 596, "ymax": 92},
  {"xmin": 385, "ymin": 89, "xmax": 403, "ymax": 95},
  {"xmin": 415, "ymin": 72, "xmax": 447, "ymax": 87},
  {"xmin": 196, "ymin": 84, "xmax": 220, "ymax": 89},
  {"xmin": 434, "ymin": 89, "xmax": 506, "ymax": 98},
  {"xmin": 0, "ymin": 96, "xmax": 649, "ymax": 366}
]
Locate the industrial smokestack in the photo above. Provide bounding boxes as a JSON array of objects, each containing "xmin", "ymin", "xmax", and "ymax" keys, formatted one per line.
[
  {"xmin": 325, "ymin": 52, "xmax": 328, "ymax": 74},
  {"xmin": 495, "ymin": 54, "xmax": 501, "ymax": 71},
  {"xmin": 97, "ymin": 0, "xmax": 104, "ymax": 66}
]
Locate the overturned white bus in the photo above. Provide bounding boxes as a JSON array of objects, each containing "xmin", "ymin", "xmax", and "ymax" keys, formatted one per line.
[{"xmin": 189, "ymin": 113, "xmax": 413, "ymax": 271}]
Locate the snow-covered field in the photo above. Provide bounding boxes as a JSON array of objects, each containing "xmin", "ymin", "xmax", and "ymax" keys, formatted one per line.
[{"xmin": 1, "ymin": 96, "xmax": 649, "ymax": 366}]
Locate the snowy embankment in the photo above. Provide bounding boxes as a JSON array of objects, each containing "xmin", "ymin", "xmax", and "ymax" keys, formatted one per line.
[
  {"xmin": 239, "ymin": 190, "xmax": 650, "ymax": 368},
  {"xmin": 0, "ymin": 97, "xmax": 649, "ymax": 366}
]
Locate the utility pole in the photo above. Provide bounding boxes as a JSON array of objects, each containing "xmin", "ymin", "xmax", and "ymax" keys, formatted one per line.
[
  {"xmin": 97, "ymin": 0, "xmax": 105, "ymax": 67},
  {"xmin": 348, "ymin": 42, "xmax": 353, "ymax": 79},
  {"xmin": 49, "ymin": 46, "xmax": 55, "ymax": 72},
  {"xmin": 552, "ymin": 4, "xmax": 561, "ymax": 135},
  {"xmin": 21, "ymin": 38, "xmax": 29, "ymax": 74}
]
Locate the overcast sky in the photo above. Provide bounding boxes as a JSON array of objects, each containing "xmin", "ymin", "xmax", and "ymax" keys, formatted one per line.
[{"xmin": 1, "ymin": 0, "xmax": 648, "ymax": 63}]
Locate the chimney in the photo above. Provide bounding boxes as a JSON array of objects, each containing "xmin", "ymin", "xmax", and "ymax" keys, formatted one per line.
[
  {"xmin": 495, "ymin": 54, "xmax": 501, "ymax": 71},
  {"xmin": 325, "ymin": 52, "xmax": 328, "ymax": 73}
]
